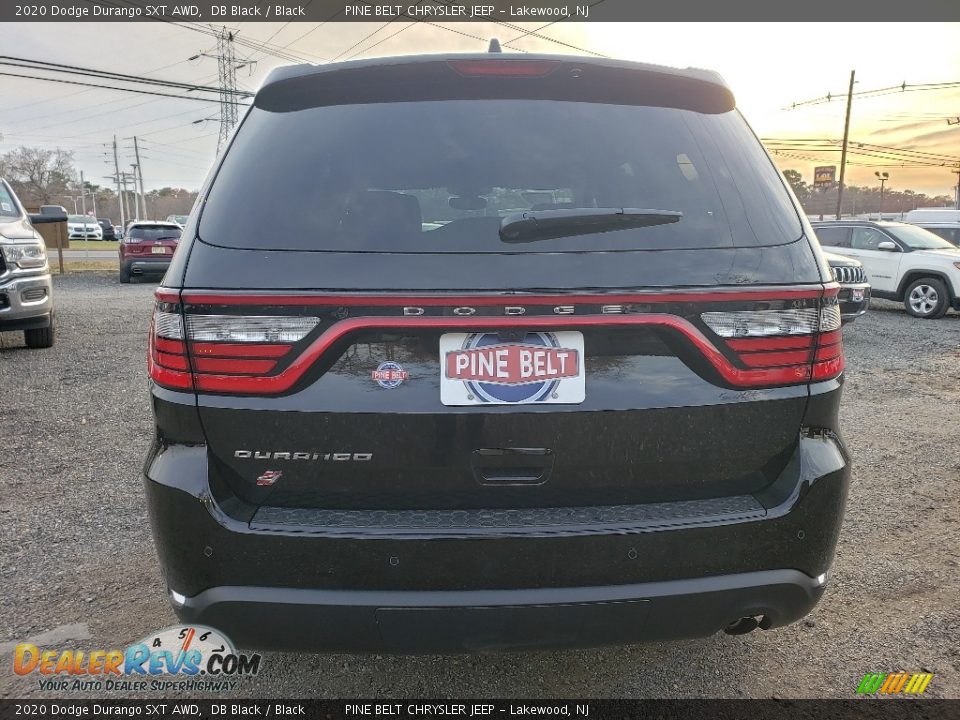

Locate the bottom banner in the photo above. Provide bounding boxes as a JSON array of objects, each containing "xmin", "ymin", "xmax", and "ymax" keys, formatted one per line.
[{"xmin": 0, "ymin": 699, "xmax": 951, "ymax": 720}]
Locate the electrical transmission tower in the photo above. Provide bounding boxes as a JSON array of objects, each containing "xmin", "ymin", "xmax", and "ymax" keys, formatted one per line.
[
  {"xmin": 215, "ymin": 28, "xmax": 240, "ymax": 151},
  {"xmin": 192, "ymin": 28, "xmax": 255, "ymax": 152}
]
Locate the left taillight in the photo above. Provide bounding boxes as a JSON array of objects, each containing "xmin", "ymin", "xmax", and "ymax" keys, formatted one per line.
[{"xmin": 148, "ymin": 289, "xmax": 319, "ymax": 393}]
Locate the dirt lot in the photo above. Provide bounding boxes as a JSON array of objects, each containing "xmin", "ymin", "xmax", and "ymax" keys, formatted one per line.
[{"xmin": 1, "ymin": 273, "xmax": 958, "ymax": 699}]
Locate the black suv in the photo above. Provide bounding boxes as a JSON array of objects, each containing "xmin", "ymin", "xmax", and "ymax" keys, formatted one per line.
[
  {"xmin": 98, "ymin": 218, "xmax": 117, "ymax": 241},
  {"xmin": 144, "ymin": 54, "xmax": 850, "ymax": 652}
]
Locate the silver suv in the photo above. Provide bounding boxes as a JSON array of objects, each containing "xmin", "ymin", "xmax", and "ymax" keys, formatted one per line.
[{"xmin": 0, "ymin": 179, "xmax": 59, "ymax": 348}]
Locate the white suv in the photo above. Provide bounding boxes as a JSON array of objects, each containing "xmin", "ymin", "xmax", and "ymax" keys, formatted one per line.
[{"xmin": 812, "ymin": 220, "xmax": 960, "ymax": 319}]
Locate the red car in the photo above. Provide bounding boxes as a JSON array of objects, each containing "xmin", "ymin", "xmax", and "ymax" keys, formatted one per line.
[{"xmin": 119, "ymin": 221, "xmax": 182, "ymax": 283}]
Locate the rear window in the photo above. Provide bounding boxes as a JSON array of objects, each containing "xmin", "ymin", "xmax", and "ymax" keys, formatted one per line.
[
  {"xmin": 201, "ymin": 100, "xmax": 802, "ymax": 253},
  {"xmin": 129, "ymin": 225, "xmax": 182, "ymax": 240}
]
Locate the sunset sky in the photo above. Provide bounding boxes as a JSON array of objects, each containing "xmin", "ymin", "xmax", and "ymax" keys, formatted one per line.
[{"xmin": 1, "ymin": 21, "xmax": 958, "ymax": 197}]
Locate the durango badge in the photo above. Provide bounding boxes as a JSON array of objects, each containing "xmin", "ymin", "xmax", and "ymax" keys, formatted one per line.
[{"xmin": 440, "ymin": 332, "xmax": 585, "ymax": 406}]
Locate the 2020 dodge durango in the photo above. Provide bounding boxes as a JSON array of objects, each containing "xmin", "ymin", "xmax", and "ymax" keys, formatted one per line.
[{"xmin": 143, "ymin": 54, "xmax": 851, "ymax": 653}]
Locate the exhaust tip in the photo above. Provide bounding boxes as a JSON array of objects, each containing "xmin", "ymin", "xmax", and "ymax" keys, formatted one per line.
[{"xmin": 724, "ymin": 616, "xmax": 761, "ymax": 635}]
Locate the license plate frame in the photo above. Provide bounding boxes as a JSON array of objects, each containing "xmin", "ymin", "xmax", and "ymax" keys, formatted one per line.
[{"xmin": 439, "ymin": 331, "xmax": 585, "ymax": 406}]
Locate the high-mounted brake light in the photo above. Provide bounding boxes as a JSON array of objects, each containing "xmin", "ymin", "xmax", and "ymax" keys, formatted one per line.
[{"xmin": 447, "ymin": 60, "xmax": 561, "ymax": 77}]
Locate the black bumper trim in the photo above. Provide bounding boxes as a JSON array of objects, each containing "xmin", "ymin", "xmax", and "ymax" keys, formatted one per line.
[
  {"xmin": 0, "ymin": 312, "xmax": 52, "ymax": 331},
  {"xmin": 251, "ymin": 495, "xmax": 766, "ymax": 536},
  {"xmin": 173, "ymin": 569, "xmax": 826, "ymax": 653}
]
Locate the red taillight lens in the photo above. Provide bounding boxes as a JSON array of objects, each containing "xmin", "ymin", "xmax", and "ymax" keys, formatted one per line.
[
  {"xmin": 447, "ymin": 60, "xmax": 561, "ymax": 77},
  {"xmin": 702, "ymin": 303, "xmax": 844, "ymax": 385},
  {"xmin": 148, "ymin": 301, "xmax": 193, "ymax": 390},
  {"xmin": 148, "ymin": 290, "xmax": 315, "ymax": 392}
]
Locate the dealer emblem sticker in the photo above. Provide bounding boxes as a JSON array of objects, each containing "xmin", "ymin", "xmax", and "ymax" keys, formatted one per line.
[{"xmin": 372, "ymin": 361, "xmax": 409, "ymax": 389}]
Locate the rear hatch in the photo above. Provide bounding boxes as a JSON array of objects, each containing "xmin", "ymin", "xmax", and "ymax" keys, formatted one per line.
[
  {"xmin": 124, "ymin": 224, "xmax": 181, "ymax": 257},
  {"xmin": 153, "ymin": 56, "xmax": 839, "ymax": 515}
]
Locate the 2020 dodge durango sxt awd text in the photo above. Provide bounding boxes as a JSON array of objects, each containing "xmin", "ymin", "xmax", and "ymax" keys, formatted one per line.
[{"xmin": 144, "ymin": 54, "xmax": 851, "ymax": 653}]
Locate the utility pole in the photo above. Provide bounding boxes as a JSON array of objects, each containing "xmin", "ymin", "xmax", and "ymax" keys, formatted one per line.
[
  {"xmin": 130, "ymin": 164, "xmax": 141, "ymax": 221},
  {"xmin": 953, "ymin": 169, "xmax": 960, "ymax": 210},
  {"xmin": 835, "ymin": 70, "xmax": 855, "ymax": 220},
  {"xmin": 119, "ymin": 172, "xmax": 130, "ymax": 224},
  {"xmin": 80, "ymin": 171, "xmax": 87, "ymax": 216},
  {"xmin": 112, "ymin": 136, "xmax": 125, "ymax": 229},
  {"xmin": 132, "ymin": 136, "xmax": 147, "ymax": 219}
]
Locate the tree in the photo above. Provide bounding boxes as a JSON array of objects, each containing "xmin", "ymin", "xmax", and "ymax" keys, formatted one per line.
[
  {"xmin": 1, "ymin": 146, "xmax": 76, "ymax": 204},
  {"xmin": 782, "ymin": 169, "xmax": 810, "ymax": 202}
]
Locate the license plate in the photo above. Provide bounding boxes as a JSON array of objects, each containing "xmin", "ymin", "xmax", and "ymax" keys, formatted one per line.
[
  {"xmin": 851, "ymin": 289, "xmax": 864, "ymax": 302},
  {"xmin": 439, "ymin": 331, "xmax": 585, "ymax": 406},
  {"xmin": 152, "ymin": 246, "xmax": 167, "ymax": 254}
]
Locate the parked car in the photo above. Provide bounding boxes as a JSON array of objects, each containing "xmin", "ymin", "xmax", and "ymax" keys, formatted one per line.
[
  {"xmin": 903, "ymin": 207, "xmax": 960, "ymax": 224},
  {"xmin": 98, "ymin": 218, "xmax": 117, "ymax": 241},
  {"xmin": 144, "ymin": 52, "xmax": 851, "ymax": 653},
  {"xmin": 822, "ymin": 251, "xmax": 870, "ymax": 322},
  {"xmin": 67, "ymin": 214, "xmax": 102, "ymax": 240},
  {"xmin": 0, "ymin": 178, "xmax": 60, "ymax": 348},
  {"xmin": 812, "ymin": 220, "xmax": 960, "ymax": 318},
  {"xmin": 118, "ymin": 220, "xmax": 181, "ymax": 283},
  {"xmin": 909, "ymin": 222, "xmax": 960, "ymax": 247}
]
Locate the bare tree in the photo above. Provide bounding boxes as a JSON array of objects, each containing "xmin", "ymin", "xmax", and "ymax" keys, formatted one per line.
[{"xmin": 1, "ymin": 146, "xmax": 76, "ymax": 205}]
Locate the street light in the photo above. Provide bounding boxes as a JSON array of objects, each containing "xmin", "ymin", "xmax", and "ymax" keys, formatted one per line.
[{"xmin": 875, "ymin": 172, "xmax": 889, "ymax": 218}]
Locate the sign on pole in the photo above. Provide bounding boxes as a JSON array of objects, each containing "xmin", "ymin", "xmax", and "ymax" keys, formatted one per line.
[{"xmin": 814, "ymin": 166, "xmax": 837, "ymax": 188}]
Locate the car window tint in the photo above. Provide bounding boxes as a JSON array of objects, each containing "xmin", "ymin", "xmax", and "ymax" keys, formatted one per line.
[
  {"xmin": 814, "ymin": 226, "xmax": 850, "ymax": 248},
  {"xmin": 0, "ymin": 183, "xmax": 20, "ymax": 218},
  {"xmin": 850, "ymin": 227, "xmax": 889, "ymax": 250},
  {"xmin": 129, "ymin": 226, "xmax": 182, "ymax": 240},
  {"xmin": 201, "ymin": 102, "xmax": 802, "ymax": 253}
]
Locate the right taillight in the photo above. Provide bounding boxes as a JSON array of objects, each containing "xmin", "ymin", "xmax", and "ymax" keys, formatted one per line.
[{"xmin": 702, "ymin": 302, "xmax": 844, "ymax": 384}]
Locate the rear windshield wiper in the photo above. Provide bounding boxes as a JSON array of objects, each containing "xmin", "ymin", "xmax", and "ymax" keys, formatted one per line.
[{"xmin": 499, "ymin": 208, "xmax": 682, "ymax": 244}]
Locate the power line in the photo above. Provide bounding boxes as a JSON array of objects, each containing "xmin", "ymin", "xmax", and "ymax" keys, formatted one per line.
[
  {"xmin": 786, "ymin": 80, "xmax": 960, "ymax": 110},
  {"xmin": 0, "ymin": 71, "xmax": 249, "ymax": 105},
  {"xmin": 0, "ymin": 56, "xmax": 251, "ymax": 97}
]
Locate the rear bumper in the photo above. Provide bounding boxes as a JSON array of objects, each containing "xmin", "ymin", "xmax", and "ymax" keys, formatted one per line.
[
  {"xmin": 0, "ymin": 272, "xmax": 53, "ymax": 329},
  {"xmin": 123, "ymin": 257, "xmax": 172, "ymax": 275},
  {"xmin": 838, "ymin": 283, "xmax": 870, "ymax": 322},
  {"xmin": 144, "ymin": 419, "xmax": 850, "ymax": 652},
  {"xmin": 170, "ymin": 569, "xmax": 826, "ymax": 653}
]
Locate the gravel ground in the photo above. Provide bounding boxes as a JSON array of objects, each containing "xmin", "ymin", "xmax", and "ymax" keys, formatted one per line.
[{"xmin": 1, "ymin": 273, "xmax": 958, "ymax": 699}]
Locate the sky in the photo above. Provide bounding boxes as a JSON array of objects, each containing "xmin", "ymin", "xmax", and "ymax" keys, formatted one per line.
[{"xmin": 1, "ymin": 21, "xmax": 958, "ymax": 198}]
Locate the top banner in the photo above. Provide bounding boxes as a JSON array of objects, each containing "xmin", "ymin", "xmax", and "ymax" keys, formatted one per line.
[{"xmin": 4, "ymin": 0, "xmax": 959, "ymax": 22}]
